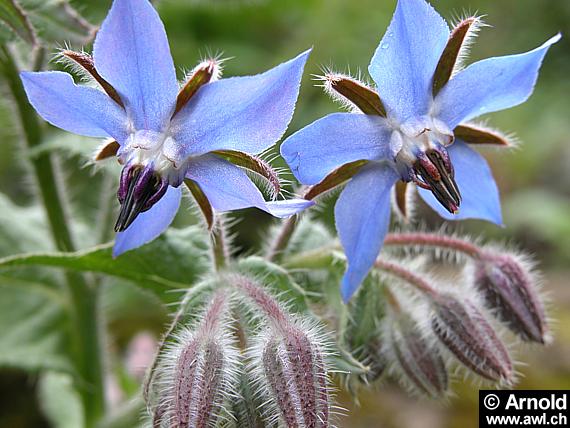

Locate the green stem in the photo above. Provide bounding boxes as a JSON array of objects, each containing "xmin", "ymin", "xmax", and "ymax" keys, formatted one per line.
[
  {"xmin": 96, "ymin": 175, "xmax": 117, "ymax": 244},
  {"xmin": 282, "ymin": 245, "xmax": 338, "ymax": 270},
  {"xmin": 0, "ymin": 45, "xmax": 104, "ymax": 426},
  {"xmin": 266, "ymin": 215, "xmax": 298, "ymax": 262},
  {"xmin": 211, "ymin": 217, "xmax": 229, "ymax": 270},
  {"xmin": 384, "ymin": 232, "xmax": 481, "ymax": 259}
]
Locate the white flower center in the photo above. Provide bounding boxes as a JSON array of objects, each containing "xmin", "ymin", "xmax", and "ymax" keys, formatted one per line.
[{"xmin": 118, "ymin": 130, "xmax": 187, "ymax": 186}]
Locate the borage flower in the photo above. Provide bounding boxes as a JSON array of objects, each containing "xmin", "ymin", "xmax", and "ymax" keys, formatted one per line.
[
  {"xmin": 20, "ymin": 0, "xmax": 312, "ymax": 256},
  {"xmin": 281, "ymin": 0, "xmax": 559, "ymax": 301}
]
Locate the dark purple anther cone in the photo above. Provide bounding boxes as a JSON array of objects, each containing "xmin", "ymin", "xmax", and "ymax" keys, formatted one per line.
[
  {"xmin": 474, "ymin": 252, "xmax": 548, "ymax": 343},
  {"xmin": 412, "ymin": 144, "xmax": 461, "ymax": 214},
  {"xmin": 115, "ymin": 164, "xmax": 168, "ymax": 232}
]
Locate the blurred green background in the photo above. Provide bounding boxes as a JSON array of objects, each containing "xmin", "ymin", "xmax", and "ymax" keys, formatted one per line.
[{"xmin": 0, "ymin": 0, "xmax": 568, "ymax": 426}]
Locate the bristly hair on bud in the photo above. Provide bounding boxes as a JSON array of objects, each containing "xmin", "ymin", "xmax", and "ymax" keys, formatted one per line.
[
  {"xmin": 93, "ymin": 138, "xmax": 120, "ymax": 161},
  {"xmin": 148, "ymin": 291, "xmax": 239, "ymax": 428},
  {"xmin": 382, "ymin": 288, "xmax": 449, "ymax": 398},
  {"xmin": 454, "ymin": 122, "xmax": 519, "ymax": 148},
  {"xmin": 428, "ymin": 292, "xmax": 514, "ymax": 384},
  {"xmin": 229, "ymin": 274, "xmax": 335, "ymax": 428},
  {"xmin": 55, "ymin": 48, "xmax": 125, "ymax": 107},
  {"xmin": 471, "ymin": 248, "xmax": 549, "ymax": 344},
  {"xmin": 432, "ymin": 14, "xmax": 487, "ymax": 95},
  {"xmin": 173, "ymin": 56, "xmax": 224, "ymax": 117},
  {"xmin": 212, "ymin": 149, "xmax": 283, "ymax": 199},
  {"xmin": 314, "ymin": 68, "xmax": 387, "ymax": 116}
]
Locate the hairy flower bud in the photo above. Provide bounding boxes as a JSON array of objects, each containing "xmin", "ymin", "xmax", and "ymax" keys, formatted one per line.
[
  {"xmin": 232, "ymin": 274, "xmax": 332, "ymax": 427},
  {"xmin": 149, "ymin": 292, "xmax": 238, "ymax": 427},
  {"xmin": 258, "ymin": 327, "xmax": 330, "ymax": 428},
  {"xmin": 473, "ymin": 251, "xmax": 548, "ymax": 343},
  {"xmin": 386, "ymin": 313, "xmax": 448, "ymax": 397},
  {"xmin": 430, "ymin": 293, "xmax": 513, "ymax": 382}
]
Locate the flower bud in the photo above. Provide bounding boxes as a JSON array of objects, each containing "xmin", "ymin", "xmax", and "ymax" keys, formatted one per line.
[
  {"xmin": 387, "ymin": 313, "xmax": 448, "ymax": 397},
  {"xmin": 474, "ymin": 251, "xmax": 548, "ymax": 343},
  {"xmin": 260, "ymin": 326, "xmax": 330, "ymax": 428},
  {"xmin": 232, "ymin": 274, "xmax": 332, "ymax": 427},
  {"xmin": 149, "ymin": 292, "xmax": 238, "ymax": 427},
  {"xmin": 430, "ymin": 293, "xmax": 513, "ymax": 382}
]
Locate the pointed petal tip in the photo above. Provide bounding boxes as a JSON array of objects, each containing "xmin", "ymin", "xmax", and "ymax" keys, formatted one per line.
[
  {"xmin": 264, "ymin": 198, "xmax": 315, "ymax": 218},
  {"xmin": 548, "ymin": 32, "xmax": 562, "ymax": 44},
  {"xmin": 111, "ymin": 243, "xmax": 123, "ymax": 259},
  {"xmin": 340, "ymin": 278, "xmax": 354, "ymax": 304}
]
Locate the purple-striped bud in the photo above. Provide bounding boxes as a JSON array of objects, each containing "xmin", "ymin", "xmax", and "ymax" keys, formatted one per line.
[
  {"xmin": 259, "ymin": 327, "xmax": 330, "ymax": 428},
  {"xmin": 150, "ymin": 292, "xmax": 238, "ymax": 428},
  {"xmin": 386, "ymin": 314, "xmax": 448, "ymax": 397},
  {"xmin": 232, "ymin": 274, "xmax": 332, "ymax": 427},
  {"xmin": 473, "ymin": 251, "xmax": 548, "ymax": 343},
  {"xmin": 430, "ymin": 293, "xmax": 513, "ymax": 382}
]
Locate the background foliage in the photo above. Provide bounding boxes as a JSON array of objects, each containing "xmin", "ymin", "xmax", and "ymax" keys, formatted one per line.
[{"xmin": 0, "ymin": 0, "xmax": 568, "ymax": 427}]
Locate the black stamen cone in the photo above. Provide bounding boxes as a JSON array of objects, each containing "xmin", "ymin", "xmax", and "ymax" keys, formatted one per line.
[
  {"xmin": 114, "ymin": 166, "xmax": 161, "ymax": 232},
  {"xmin": 427, "ymin": 150, "xmax": 461, "ymax": 205},
  {"xmin": 413, "ymin": 149, "xmax": 461, "ymax": 214}
]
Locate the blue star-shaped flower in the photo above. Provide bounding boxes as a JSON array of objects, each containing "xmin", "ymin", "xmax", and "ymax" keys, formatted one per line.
[
  {"xmin": 281, "ymin": 0, "xmax": 559, "ymax": 301},
  {"xmin": 20, "ymin": 0, "xmax": 312, "ymax": 256}
]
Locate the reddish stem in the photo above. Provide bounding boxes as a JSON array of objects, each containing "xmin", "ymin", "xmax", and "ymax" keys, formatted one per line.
[
  {"xmin": 384, "ymin": 232, "xmax": 481, "ymax": 259},
  {"xmin": 374, "ymin": 259, "xmax": 438, "ymax": 297}
]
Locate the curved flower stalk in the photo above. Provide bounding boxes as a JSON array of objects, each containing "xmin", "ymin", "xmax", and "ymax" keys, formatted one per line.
[
  {"xmin": 373, "ymin": 258, "xmax": 514, "ymax": 384},
  {"xmin": 280, "ymin": 0, "xmax": 560, "ymax": 301},
  {"xmin": 382, "ymin": 232, "xmax": 550, "ymax": 344},
  {"xmin": 20, "ymin": 0, "xmax": 313, "ymax": 256}
]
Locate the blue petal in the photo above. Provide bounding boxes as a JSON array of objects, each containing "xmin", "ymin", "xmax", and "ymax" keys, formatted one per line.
[
  {"xmin": 20, "ymin": 71, "xmax": 129, "ymax": 140},
  {"xmin": 418, "ymin": 141, "xmax": 502, "ymax": 225},
  {"xmin": 113, "ymin": 185, "xmax": 181, "ymax": 257},
  {"xmin": 434, "ymin": 34, "xmax": 561, "ymax": 128},
  {"xmin": 166, "ymin": 50, "xmax": 310, "ymax": 163},
  {"xmin": 335, "ymin": 163, "xmax": 399, "ymax": 302},
  {"xmin": 281, "ymin": 113, "xmax": 392, "ymax": 185},
  {"xmin": 93, "ymin": 0, "xmax": 178, "ymax": 131},
  {"xmin": 187, "ymin": 154, "xmax": 313, "ymax": 218},
  {"xmin": 368, "ymin": 0, "xmax": 449, "ymax": 122}
]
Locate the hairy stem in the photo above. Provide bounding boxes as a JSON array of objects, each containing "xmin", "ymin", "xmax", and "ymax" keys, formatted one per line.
[
  {"xmin": 384, "ymin": 232, "xmax": 482, "ymax": 259},
  {"xmin": 0, "ymin": 45, "xmax": 104, "ymax": 426},
  {"xmin": 374, "ymin": 259, "xmax": 437, "ymax": 296},
  {"xmin": 211, "ymin": 217, "xmax": 229, "ymax": 270},
  {"xmin": 266, "ymin": 216, "xmax": 297, "ymax": 262}
]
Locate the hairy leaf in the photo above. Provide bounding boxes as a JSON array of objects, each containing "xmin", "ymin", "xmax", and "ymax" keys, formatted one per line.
[
  {"xmin": 0, "ymin": 0, "xmax": 36, "ymax": 44},
  {"xmin": 38, "ymin": 372, "xmax": 84, "ymax": 428},
  {"xmin": 0, "ymin": 226, "xmax": 211, "ymax": 299}
]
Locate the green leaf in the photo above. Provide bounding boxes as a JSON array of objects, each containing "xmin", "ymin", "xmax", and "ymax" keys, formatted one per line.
[
  {"xmin": 0, "ymin": 0, "xmax": 36, "ymax": 44},
  {"xmin": 0, "ymin": 193, "xmax": 65, "ymax": 291},
  {"xmin": 28, "ymin": 132, "xmax": 103, "ymax": 161},
  {"xmin": 0, "ymin": 226, "xmax": 211, "ymax": 300},
  {"xmin": 38, "ymin": 371, "xmax": 84, "ymax": 428},
  {"xmin": 19, "ymin": 0, "xmax": 93, "ymax": 45},
  {"xmin": 0, "ymin": 193, "xmax": 53, "ymax": 255},
  {"xmin": 341, "ymin": 275, "xmax": 387, "ymax": 383},
  {"xmin": 0, "ymin": 278, "xmax": 73, "ymax": 372}
]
